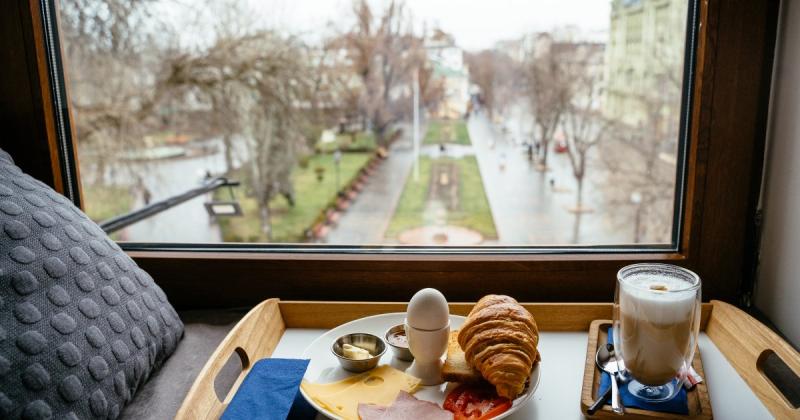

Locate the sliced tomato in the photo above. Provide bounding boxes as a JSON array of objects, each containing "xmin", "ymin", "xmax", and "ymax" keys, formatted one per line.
[
  {"xmin": 477, "ymin": 400, "xmax": 512, "ymax": 420},
  {"xmin": 443, "ymin": 384, "xmax": 512, "ymax": 420}
]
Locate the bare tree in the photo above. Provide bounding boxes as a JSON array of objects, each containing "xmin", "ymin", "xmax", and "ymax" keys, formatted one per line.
[
  {"xmin": 523, "ymin": 38, "xmax": 571, "ymax": 169},
  {"xmin": 339, "ymin": 0, "xmax": 442, "ymax": 146},
  {"xmin": 465, "ymin": 50, "xmax": 518, "ymax": 119},
  {"xmin": 558, "ymin": 44, "xmax": 611, "ymax": 243},
  {"xmin": 165, "ymin": 32, "xmax": 311, "ymax": 240},
  {"xmin": 598, "ymin": 10, "xmax": 687, "ymax": 244},
  {"xmin": 59, "ymin": 0, "xmax": 165, "ymax": 184},
  {"xmin": 563, "ymin": 78, "xmax": 611, "ymax": 212}
]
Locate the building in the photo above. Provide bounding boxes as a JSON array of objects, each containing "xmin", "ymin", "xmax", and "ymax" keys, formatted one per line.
[
  {"xmin": 603, "ymin": 0, "xmax": 689, "ymax": 126},
  {"xmin": 426, "ymin": 29, "xmax": 470, "ymax": 119}
]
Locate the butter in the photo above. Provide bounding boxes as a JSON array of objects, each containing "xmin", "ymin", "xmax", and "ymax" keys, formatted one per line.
[
  {"xmin": 301, "ymin": 365, "xmax": 421, "ymax": 420},
  {"xmin": 343, "ymin": 343, "xmax": 371, "ymax": 360}
]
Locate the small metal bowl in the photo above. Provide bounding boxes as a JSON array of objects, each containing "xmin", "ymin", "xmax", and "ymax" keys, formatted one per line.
[
  {"xmin": 331, "ymin": 333, "xmax": 386, "ymax": 373},
  {"xmin": 385, "ymin": 324, "xmax": 414, "ymax": 362}
]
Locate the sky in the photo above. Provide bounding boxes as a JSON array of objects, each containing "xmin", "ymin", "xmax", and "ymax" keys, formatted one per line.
[{"xmin": 160, "ymin": 0, "xmax": 611, "ymax": 51}]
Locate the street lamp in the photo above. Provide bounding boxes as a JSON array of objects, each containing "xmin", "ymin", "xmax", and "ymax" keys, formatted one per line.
[
  {"xmin": 334, "ymin": 149, "xmax": 342, "ymax": 192},
  {"xmin": 630, "ymin": 191, "xmax": 643, "ymax": 243}
]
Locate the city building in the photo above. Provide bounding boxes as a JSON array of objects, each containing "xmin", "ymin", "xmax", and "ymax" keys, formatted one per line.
[
  {"xmin": 426, "ymin": 29, "xmax": 470, "ymax": 119},
  {"xmin": 603, "ymin": 0, "xmax": 689, "ymax": 126}
]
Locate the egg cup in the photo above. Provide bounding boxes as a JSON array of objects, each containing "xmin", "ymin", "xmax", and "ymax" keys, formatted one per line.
[{"xmin": 404, "ymin": 320, "xmax": 450, "ymax": 385}]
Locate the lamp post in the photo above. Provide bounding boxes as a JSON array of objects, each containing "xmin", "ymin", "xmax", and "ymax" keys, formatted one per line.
[
  {"xmin": 334, "ymin": 149, "xmax": 342, "ymax": 193},
  {"xmin": 630, "ymin": 191, "xmax": 643, "ymax": 243},
  {"xmin": 413, "ymin": 67, "xmax": 420, "ymax": 182}
]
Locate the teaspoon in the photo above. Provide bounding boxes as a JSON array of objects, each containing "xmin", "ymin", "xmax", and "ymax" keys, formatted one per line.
[{"xmin": 593, "ymin": 343, "xmax": 624, "ymax": 415}]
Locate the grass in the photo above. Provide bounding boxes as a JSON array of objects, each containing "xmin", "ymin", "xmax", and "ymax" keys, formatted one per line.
[
  {"xmin": 385, "ymin": 156, "xmax": 497, "ymax": 240},
  {"xmin": 216, "ymin": 153, "xmax": 371, "ymax": 243},
  {"xmin": 316, "ymin": 132, "xmax": 377, "ymax": 153},
  {"xmin": 82, "ymin": 184, "xmax": 134, "ymax": 223},
  {"xmin": 423, "ymin": 119, "xmax": 471, "ymax": 146}
]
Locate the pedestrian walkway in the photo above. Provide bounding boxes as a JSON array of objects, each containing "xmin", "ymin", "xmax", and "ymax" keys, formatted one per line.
[
  {"xmin": 468, "ymin": 113, "xmax": 626, "ymax": 245},
  {"xmin": 325, "ymin": 136, "xmax": 415, "ymax": 245}
]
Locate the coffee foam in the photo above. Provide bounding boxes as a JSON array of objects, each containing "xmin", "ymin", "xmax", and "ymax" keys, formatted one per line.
[{"xmin": 620, "ymin": 274, "xmax": 697, "ymax": 324}]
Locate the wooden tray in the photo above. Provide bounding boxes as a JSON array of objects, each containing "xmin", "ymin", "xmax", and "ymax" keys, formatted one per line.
[
  {"xmin": 581, "ymin": 320, "xmax": 712, "ymax": 419},
  {"xmin": 176, "ymin": 300, "xmax": 800, "ymax": 419}
]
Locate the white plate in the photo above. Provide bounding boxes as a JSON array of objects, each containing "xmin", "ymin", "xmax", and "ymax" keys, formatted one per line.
[{"xmin": 300, "ymin": 313, "xmax": 541, "ymax": 419}]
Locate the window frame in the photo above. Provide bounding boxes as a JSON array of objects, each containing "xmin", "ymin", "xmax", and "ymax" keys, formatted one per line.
[{"xmin": 0, "ymin": 0, "xmax": 779, "ymax": 308}]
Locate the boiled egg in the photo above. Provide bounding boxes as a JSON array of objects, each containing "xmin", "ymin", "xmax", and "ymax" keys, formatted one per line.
[{"xmin": 406, "ymin": 288, "xmax": 450, "ymax": 331}]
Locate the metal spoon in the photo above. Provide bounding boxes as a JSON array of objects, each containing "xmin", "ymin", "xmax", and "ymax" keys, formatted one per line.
[{"xmin": 593, "ymin": 343, "xmax": 624, "ymax": 415}]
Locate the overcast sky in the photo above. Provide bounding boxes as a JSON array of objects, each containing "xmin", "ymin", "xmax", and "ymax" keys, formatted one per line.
[{"xmin": 162, "ymin": 0, "xmax": 611, "ymax": 51}]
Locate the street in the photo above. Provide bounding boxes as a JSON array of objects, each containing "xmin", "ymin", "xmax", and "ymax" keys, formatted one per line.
[{"xmin": 468, "ymin": 111, "xmax": 627, "ymax": 245}]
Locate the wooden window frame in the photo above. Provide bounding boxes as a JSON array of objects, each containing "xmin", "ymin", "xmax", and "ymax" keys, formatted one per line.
[{"xmin": 0, "ymin": 0, "xmax": 780, "ymax": 309}]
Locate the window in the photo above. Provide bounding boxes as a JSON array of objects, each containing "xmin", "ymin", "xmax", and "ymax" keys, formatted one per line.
[
  {"xmin": 10, "ymin": 0, "xmax": 775, "ymax": 305},
  {"xmin": 57, "ymin": 0, "xmax": 694, "ymax": 248}
]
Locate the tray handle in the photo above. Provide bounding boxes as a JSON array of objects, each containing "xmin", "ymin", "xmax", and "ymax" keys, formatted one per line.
[
  {"xmin": 707, "ymin": 300, "xmax": 800, "ymax": 418},
  {"xmin": 176, "ymin": 298, "xmax": 286, "ymax": 420}
]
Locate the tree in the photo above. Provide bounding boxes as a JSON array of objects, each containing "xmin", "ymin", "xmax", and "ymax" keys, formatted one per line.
[
  {"xmin": 59, "ymin": 0, "xmax": 165, "ymax": 184},
  {"xmin": 165, "ymin": 32, "xmax": 311, "ymax": 240},
  {"xmin": 465, "ymin": 50, "xmax": 518, "ymax": 119},
  {"xmin": 202, "ymin": 0, "xmax": 261, "ymax": 173},
  {"xmin": 523, "ymin": 35, "xmax": 571, "ymax": 169},
  {"xmin": 598, "ymin": 8, "xmax": 687, "ymax": 244},
  {"xmin": 339, "ymin": 0, "xmax": 442, "ymax": 146},
  {"xmin": 559, "ymin": 44, "xmax": 611, "ymax": 243}
]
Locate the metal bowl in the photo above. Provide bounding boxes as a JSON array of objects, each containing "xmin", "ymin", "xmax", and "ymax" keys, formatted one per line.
[
  {"xmin": 331, "ymin": 333, "xmax": 386, "ymax": 373},
  {"xmin": 385, "ymin": 324, "xmax": 414, "ymax": 362}
]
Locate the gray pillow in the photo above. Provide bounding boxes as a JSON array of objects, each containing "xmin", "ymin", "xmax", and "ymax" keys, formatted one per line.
[{"xmin": 0, "ymin": 149, "xmax": 184, "ymax": 419}]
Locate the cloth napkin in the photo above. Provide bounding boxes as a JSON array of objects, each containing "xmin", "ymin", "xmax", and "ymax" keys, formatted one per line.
[
  {"xmin": 222, "ymin": 358, "xmax": 311, "ymax": 420},
  {"xmin": 597, "ymin": 328, "xmax": 702, "ymax": 415}
]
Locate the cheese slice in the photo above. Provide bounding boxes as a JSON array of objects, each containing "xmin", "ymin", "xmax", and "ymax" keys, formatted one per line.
[
  {"xmin": 302, "ymin": 365, "xmax": 421, "ymax": 420},
  {"xmin": 301, "ymin": 372, "xmax": 368, "ymax": 400}
]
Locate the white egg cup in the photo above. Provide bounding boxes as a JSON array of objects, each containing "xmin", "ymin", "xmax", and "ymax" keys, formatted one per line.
[{"xmin": 404, "ymin": 319, "xmax": 450, "ymax": 385}]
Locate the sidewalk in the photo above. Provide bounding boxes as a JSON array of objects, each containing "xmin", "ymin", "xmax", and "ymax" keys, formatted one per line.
[
  {"xmin": 468, "ymin": 113, "xmax": 627, "ymax": 245},
  {"xmin": 325, "ymin": 132, "xmax": 415, "ymax": 245}
]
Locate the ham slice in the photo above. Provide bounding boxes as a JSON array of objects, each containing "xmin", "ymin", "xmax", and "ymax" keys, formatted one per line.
[
  {"xmin": 357, "ymin": 391, "xmax": 453, "ymax": 420},
  {"xmin": 357, "ymin": 403, "xmax": 387, "ymax": 419}
]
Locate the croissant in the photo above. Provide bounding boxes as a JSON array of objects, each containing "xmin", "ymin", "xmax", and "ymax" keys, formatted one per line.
[{"xmin": 457, "ymin": 295, "xmax": 540, "ymax": 399}]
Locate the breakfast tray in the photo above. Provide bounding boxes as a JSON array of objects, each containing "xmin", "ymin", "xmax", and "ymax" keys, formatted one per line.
[{"xmin": 177, "ymin": 300, "xmax": 800, "ymax": 419}]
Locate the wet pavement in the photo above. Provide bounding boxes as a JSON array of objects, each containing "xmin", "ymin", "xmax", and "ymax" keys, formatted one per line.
[
  {"xmin": 325, "ymin": 136, "xmax": 416, "ymax": 245},
  {"xmin": 98, "ymin": 137, "xmax": 250, "ymax": 243},
  {"xmin": 469, "ymin": 111, "xmax": 628, "ymax": 245}
]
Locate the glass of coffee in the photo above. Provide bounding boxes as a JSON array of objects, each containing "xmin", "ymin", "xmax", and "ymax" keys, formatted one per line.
[{"xmin": 613, "ymin": 263, "xmax": 701, "ymax": 402}]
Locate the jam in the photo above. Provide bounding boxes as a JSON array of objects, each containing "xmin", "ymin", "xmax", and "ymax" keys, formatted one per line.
[{"xmin": 387, "ymin": 330, "xmax": 408, "ymax": 347}]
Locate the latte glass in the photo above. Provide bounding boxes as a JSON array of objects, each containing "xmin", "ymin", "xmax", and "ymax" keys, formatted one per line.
[{"xmin": 613, "ymin": 263, "xmax": 701, "ymax": 402}]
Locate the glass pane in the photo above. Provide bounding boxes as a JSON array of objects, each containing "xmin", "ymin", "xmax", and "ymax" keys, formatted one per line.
[{"xmin": 58, "ymin": 0, "xmax": 691, "ymax": 246}]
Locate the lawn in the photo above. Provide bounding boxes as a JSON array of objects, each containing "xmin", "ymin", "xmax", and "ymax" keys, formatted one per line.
[
  {"xmin": 423, "ymin": 119, "xmax": 471, "ymax": 146},
  {"xmin": 385, "ymin": 156, "xmax": 497, "ymax": 240},
  {"xmin": 316, "ymin": 131, "xmax": 377, "ymax": 153},
  {"xmin": 216, "ymin": 153, "xmax": 371, "ymax": 243},
  {"xmin": 83, "ymin": 184, "xmax": 134, "ymax": 223}
]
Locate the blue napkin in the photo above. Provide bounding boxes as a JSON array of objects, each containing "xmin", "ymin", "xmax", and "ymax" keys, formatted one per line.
[
  {"xmin": 222, "ymin": 358, "xmax": 312, "ymax": 420},
  {"xmin": 598, "ymin": 328, "xmax": 688, "ymax": 414}
]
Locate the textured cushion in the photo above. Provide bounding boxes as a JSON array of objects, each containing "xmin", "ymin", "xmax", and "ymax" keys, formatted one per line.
[
  {"xmin": 0, "ymin": 149, "xmax": 184, "ymax": 419},
  {"xmin": 120, "ymin": 309, "xmax": 245, "ymax": 419}
]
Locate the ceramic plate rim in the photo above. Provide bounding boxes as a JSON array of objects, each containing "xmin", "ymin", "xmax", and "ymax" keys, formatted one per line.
[{"xmin": 299, "ymin": 312, "xmax": 540, "ymax": 420}]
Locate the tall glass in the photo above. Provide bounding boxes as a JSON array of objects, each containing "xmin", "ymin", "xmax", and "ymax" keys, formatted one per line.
[{"xmin": 613, "ymin": 263, "xmax": 701, "ymax": 402}]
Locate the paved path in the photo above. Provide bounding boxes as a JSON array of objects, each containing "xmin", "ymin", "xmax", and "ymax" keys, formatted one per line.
[
  {"xmin": 326, "ymin": 111, "xmax": 629, "ymax": 246},
  {"xmin": 468, "ymin": 112, "xmax": 627, "ymax": 245},
  {"xmin": 325, "ymin": 136, "xmax": 415, "ymax": 245}
]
